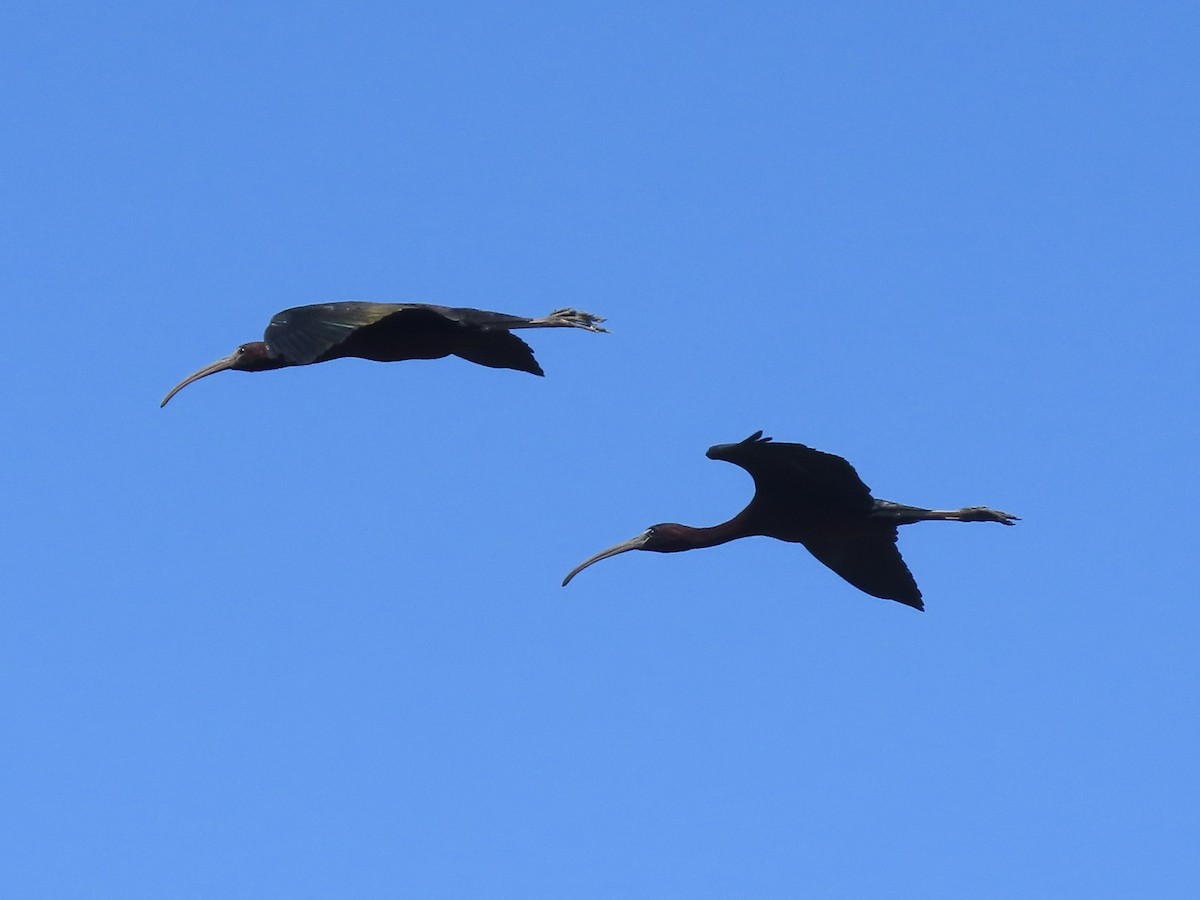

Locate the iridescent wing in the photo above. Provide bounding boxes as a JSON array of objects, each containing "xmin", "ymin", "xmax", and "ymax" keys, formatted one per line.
[{"xmin": 263, "ymin": 302, "xmax": 440, "ymax": 365}]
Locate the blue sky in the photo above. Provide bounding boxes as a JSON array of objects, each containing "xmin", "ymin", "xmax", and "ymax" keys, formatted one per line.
[{"xmin": 3, "ymin": 1, "xmax": 1198, "ymax": 896}]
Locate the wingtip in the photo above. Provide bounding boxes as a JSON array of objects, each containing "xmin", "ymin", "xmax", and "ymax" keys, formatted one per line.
[
  {"xmin": 888, "ymin": 587, "xmax": 925, "ymax": 611},
  {"xmin": 708, "ymin": 430, "xmax": 772, "ymax": 459}
]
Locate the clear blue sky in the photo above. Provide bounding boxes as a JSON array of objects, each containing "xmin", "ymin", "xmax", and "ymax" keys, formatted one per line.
[{"xmin": 4, "ymin": 1, "xmax": 1198, "ymax": 896}]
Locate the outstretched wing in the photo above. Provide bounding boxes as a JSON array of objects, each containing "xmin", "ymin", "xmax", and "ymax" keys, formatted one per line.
[
  {"xmin": 706, "ymin": 432, "xmax": 921, "ymax": 608},
  {"xmin": 706, "ymin": 431, "xmax": 876, "ymax": 518},
  {"xmin": 801, "ymin": 530, "xmax": 923, "ymax": 610},
  {"xmin": 264, "ymin": 302, "xmax": 448, "ymax": 365},
  {"xmin": 453, "ymin": 330, "xmax": 543, "ymax": 375}
]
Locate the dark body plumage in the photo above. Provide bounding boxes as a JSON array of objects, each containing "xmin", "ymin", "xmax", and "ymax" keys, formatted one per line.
[
  {"xmin": 161, "ymin": 302, "xmax": 607, "ymax": 406},
  {"xmin": 563, "ymin": 432, "xmax": 1018, "ymax": 610}
]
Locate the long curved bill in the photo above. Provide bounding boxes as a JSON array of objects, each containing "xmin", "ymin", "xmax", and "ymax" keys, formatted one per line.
[
  {"xmin": 561, "ymin": 531, "xmax": 651, "ymax": 586},
  {"xmin": 160, "ymin": 352, "xmax": 239, "ymax": 407}
]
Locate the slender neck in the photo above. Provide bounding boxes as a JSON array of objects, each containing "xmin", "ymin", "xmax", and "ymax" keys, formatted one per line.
[{"xmin": 672, "ymin": 507, "xmax": 759, "ymax": 550}]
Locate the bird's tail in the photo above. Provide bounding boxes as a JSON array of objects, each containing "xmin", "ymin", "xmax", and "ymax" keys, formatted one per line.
[{"xmin": 524, "ymin": 308, "xmax": 609, "ymax": 333}]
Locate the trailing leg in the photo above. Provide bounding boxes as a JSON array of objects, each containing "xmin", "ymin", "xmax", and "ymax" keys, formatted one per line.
[
  {"xmin": 521, "ymin": 308, "xmax": 608, "ymax": 332},
  {"xmin": 872, "ymin": 500, "xmax": 1019, "ymax": 526}
]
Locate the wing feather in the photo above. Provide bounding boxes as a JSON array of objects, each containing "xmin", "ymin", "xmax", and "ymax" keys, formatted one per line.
[
  {"xmin": 801, "ymin": 530, "xmax": 924, "ymax": 609},
  {"xmin": 707, "ymin": 433, "xmax": 875, "ymax": 516},
  {"xmin": 264, "ymin": 302, "xmax": 429, "ymax": 364},
  {"xmin": 453, "ymin": 330, "xmax": 543, "ymax": 375}
]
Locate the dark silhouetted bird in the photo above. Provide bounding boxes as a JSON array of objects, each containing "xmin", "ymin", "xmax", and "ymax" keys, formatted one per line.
[
  {"xmin": 562, "ymin": 431, "xmax": 1018, "ymax": 610},
  {"xmin": 161, "ymin": 302, "xmax": 607, "ymax": 406}
]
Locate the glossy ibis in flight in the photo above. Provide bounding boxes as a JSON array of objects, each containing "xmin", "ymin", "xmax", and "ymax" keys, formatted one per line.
[
  {"xmin": 562, "ymin": 431, "xmax": 1018, "ymax": 610},
  {"xmin": 161, "ymin": 302, "xmax": 607, "ymax": 406}
]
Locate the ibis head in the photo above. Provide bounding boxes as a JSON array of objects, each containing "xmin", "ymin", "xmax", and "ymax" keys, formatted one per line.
[
  {"xmin": 160, "ymin": 342, "xmax": 285, "ymax": 407},
  {"xmin": 561, "ymin": 524, "xmax": 700, "ymax": 585}
]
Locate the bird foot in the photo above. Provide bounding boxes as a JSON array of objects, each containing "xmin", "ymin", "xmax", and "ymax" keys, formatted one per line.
[
  {"xmin": 959, "ymin": 507, "xmax": 1020, "ymax": 525},
  {"xmin": 547, "ymin": 308, "xmax": 609, "ymax": 333}
]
